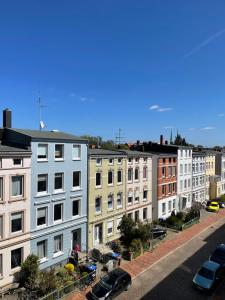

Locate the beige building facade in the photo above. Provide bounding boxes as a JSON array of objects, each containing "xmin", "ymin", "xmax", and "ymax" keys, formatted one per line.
[{"xmin": 88, "ymin": 149, "xmax": 126, "ymax": 250}]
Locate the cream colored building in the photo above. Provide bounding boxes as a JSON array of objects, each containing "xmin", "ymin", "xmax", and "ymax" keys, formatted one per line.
[
  {"xmin": 88, "ymin": 149, "xmax": 126, "ymax": 249},
  {"xmin": 0, "ymin": 144, "xmax": 31, "ymax": 288},
  {"xmin": 205, "ymin": 151, "xmax": 216, "ymax": 200}
]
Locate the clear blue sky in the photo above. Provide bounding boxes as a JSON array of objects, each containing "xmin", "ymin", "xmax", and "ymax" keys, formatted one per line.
[{"xmin": 1, "ymin": 0, "xmax": 225, "ymax": 146}]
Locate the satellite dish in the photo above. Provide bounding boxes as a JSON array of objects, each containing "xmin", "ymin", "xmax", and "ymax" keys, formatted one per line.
[{"xmin": 40, "ymin": 121, "xmax": 45, "ymax": 129}]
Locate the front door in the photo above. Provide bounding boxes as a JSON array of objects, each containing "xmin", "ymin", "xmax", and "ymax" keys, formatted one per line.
[
  {"xmin": 94, "ymin": 224, "xmax": 103, "ymax": 245},
  {"xmin": 72, "ymin": 229, "xmax": 81, "ymax": 250}
]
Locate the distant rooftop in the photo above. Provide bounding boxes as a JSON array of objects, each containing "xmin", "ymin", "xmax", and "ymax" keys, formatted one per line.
[
  {"xmin": 88, "ymin": 148, "xmax": 126, "ymax": 157},
  {"xmin": 0, "ymin": 142, "xmax": 31, "ymax": 154},
  {"xmin": 120, "ymin": 150, "xmax": 154, "ymax": 157}
]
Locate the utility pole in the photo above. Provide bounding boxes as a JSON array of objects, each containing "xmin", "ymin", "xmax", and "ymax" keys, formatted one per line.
[{"xmin": 115, "ymin": 128, "xmax": 125, "ymax": 148}]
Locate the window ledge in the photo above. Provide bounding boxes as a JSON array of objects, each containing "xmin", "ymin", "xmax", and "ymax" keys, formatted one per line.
[
  {"xmin": 95, "ymin": 211, "xmax": 102, "ymax": 216},
  {"xmin": 37, "ymin": 159, "xmax": 48, "ymax": 163},
  {"xmin": 35, "ymin": 193, "xmax": 50, "ymax": 198},
  {"xmin": 9, "ymin": 196, "xmax": 25, "ymax": 202},
  {"xmin": 72, "ymin": 158, "xmax": 81, "ymax": 161},
  {"xmin": 117, "ymin": 206, "xmax": 123, "ymax": 209},
  {"xmin": 39, "ymin": 258, "xmax": 48, "ymax": 264},
  {"xmin": 107, "ymin": 208, "xmax": 114, "ymax": 212},
  {"xmin": 108, "ymin": 184, "xmax": 114, "ymax": 187},
  {"xmin": 53, "ymin": 251, "xmax": 64, "ymax": 258},
  {"xmin": 55, "ymin": 159, "xmax": 64, "ymax": 162},
  {"xmin": 95, "ymin": 186, "xmax": 102, "ymax": 189},
  {"xmin": 53, "ymin": 190, "xmax": 65, "ymax": 195}
]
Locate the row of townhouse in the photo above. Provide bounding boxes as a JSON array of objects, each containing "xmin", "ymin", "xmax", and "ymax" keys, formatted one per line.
[{"xmin": 1, "ymin": 109, "xmax": 225, "ymax": 289}]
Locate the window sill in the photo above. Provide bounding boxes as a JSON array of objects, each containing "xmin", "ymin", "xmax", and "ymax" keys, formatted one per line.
[
  {"xmin": 72, "ymin": 158, "xmax": 81, "ymax": 161},
  {"xmin": 95, "ymin": 186, "xmax": 102, "ymax": 189},
  {"xmin": 53, "ymin": 220, "xmax": 63, "ymax": 225},
  {"xmin": 95, "ymin": 211, "xmax": 102, "ymax": 216},
  {"xmin": 53, "ymin": 251, "xmax": 64, "ymax": 258},
  {"xmin": 108, "ymin": 184, "xmax": 114, "ymax": 187},
  {"xmin": 37, "ymin": 159, "xmax": 48, "ymax": 163},
  {"xmin": 71, "ymin": 187, "xmax": 82, "ymax": 192},
  {"xmin": 37, "ymin": 224, "xmax": 47, "ymax": 229},
  {"xmin": 8, "ymin": 197, "xmax": 26, "ymax": 203},
  {"xmin": 35, "ymin": 193, "xmax": 50, "ymax": 198},
  {"xmin": 127, "ymin": 202, "xmax": 133, "ymax": 206},
  {"xmin": 117, "ymin": 183, "xmax": 122, "ymax": 185},
  {"xmin": 55, "ymin": 158, "xmax": 64, "ymax": 162},
  {"xmin": 107, "ymin": 208, "xmax": 113, "ymax": 212},
  {"xmin": 39, "ymin": 258, "xmax": 48, "ymax": 264},
  {"xmin": 117, "ymin": 206, "xmax": 123, "ymax": 209},
  {"xmin": 72, "ymin": 215, "xmax": 81, "ymax": 219},
  {"xmin": 53, "ymin": 190, "xmax": 65, "ymax": 195}
]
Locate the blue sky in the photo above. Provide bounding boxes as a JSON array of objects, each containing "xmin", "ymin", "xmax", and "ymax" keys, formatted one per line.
[{"xmin": 1, "ymin": 1, "xmax": 225, "ymax": 146}]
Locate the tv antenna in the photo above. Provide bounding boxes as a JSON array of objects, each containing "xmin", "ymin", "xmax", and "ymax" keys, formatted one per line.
[
  {"xmin": 115, "ymin": 128, "xmax": 125, "ymax": 147},
  {"xmin": 37, "ymin": 97, "xmax": 47, "ymax": 131}
]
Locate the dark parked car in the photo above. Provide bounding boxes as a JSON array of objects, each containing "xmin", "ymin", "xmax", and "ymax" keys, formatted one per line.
[
  {"xmin": 90, "ymin": 268, "xmax": 131, "ymax": 300},
  {"xmin": 151, "ymin": 227, "xmax": 167, "ymax": 239},
  {"xmin": 209, "ymin": 244, "xmax": 225, "ymax": 266},
  {"xmin": 218, "ymin": 201, "xmax": 225, "ymax": 208}
]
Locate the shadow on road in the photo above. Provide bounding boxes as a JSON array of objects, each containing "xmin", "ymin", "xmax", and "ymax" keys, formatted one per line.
[{"xmin": 140, "ymin": 222, "xmax": 225, "ymax": 300}]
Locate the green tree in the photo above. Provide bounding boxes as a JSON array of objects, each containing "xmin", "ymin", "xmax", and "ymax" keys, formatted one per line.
[{"xmin": 120, "ymin": 215, "xmax": 136, "ymax": 245}]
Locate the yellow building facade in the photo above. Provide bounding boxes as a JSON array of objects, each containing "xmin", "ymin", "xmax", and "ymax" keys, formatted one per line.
[{"xmin": 88, "ymin": 149, "xmax": 126, "ymax": 250}]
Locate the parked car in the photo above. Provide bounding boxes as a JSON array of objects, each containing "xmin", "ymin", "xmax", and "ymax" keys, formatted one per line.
[
  {"xmin": 218, "ymin": 201, "xmax": 225, "ymax": 208},
  {"xmin": 207, "ymin": 201, "xmax": 219, "ymax": 213},
  {"xmin": 209, "ymin": 244, "xmax": 225, "ymax": 266},
  {"xmin": 192, "ymin": 260, "xmax": 224, "ymax": 291},
  {"xmin": 90, "ymin": 268, "xmax": 131, "ymax": 300},
  {"xmin": 151, "ymin": 227, "xmax": 167, "ymax": 239}
]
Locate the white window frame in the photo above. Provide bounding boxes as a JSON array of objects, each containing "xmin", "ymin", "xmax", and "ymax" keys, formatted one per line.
[
  {"xmin": 96, "ymin": 158, "xmax": 102, "ymax": 166},
  {"xmin": 53, "ymin": 234, "xmax": 63, "ymax": 257},
  {"xmin": 37, "ymin": 240, "xmax": 47, "ymax": 263},
  {"xmin": 107, "ymin": 220, "xmax": 114, "ymax": 236},
  {"xmin": 73, "ymin": 171, "xmax": 81, "ymax": 190},
  {"xmin": 72, "ymin": 144, "xmax": 81, "ymax": 160},
  {"xmin": 0, "ymin": 254, "xmax": 2, "ymax": 277},
  {"xmin": 0, "ymin": 177, "xmax": 3, "ymax": 202},
  {"xmin": 37, "ymin": 144, "xmax": 48, "ymax": 161},
  {"xmin": 10, "ymin": 211, "xmax": 24, "ymax": 234},
  {"xmin": 11, "ymin": 175, "xmax": 24, "ymax": 198},
  {"xmin": 0, "ymin": 215, "xmax": 3, "ymax": 239},
  {"xmin": 37, "ymin": 207, "xmax": 48, "ymax": 228},
  {"xmin": 54, "ymin": 172, "xmax": 64, "ymax": 193},
  {"xmin": 95, "ymin": 172, "xmax": 101, "ymax": 188},
  {"xmin": 72, "ymin": 199, "xmax": 81, "ymax": 218},
  {"xmin": 117, "ymin": 193, "xmax": 123, "ymax": 208},
  {"xmin": 53, "ymin": 203, "xmax": 63, "ymax": 224},
  {"xmin": 108, "ymin": 158, "xmax": 114, "ymax": 165},
  {"xmin": 13, "ymin": 158, "xmax": 23, "ymax": 167},
  {"xmin": 95, "ymin": 197, "xmax": 102, "ymax": 213},
  {"xmin": 55, "ymin": 144, "xmax": 64, "ymax": 160},
  {"xmin": 117, "ymin": 170, "xmax": 122, "ymax": 184},
  {"xmin": 11, "ymin": 247, "xmax": 23, "ymax": 270},
  {"xmin": 107, "ymin": 194, "xmax": 114, "ymax": 210},
  {"xmin": 37, "ymin": 174, "xmax": 48, "ymax": 195}
]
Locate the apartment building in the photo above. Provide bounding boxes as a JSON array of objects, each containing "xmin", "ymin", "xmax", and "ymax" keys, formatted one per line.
[
  {"xmin": 2, "ymin": 114, "xmax": 88, "ymax": 270},
  {"xmin": 88, "ymin": 149, "xmax": 126, "ymax": 249},
  {"xmin": 122, "ymin": 150, "xmax": 153, "ymax": 222},
  {"xmin": 192, "ymin": 152, "xmax": 206, "ymax": 203},
  {"xmin": 155, "ymin": 153, "xmax": 177, "ymax": 220},
  {"xmin": 204, "ymin": 151, "xmax": 216, "ymax": 200},
  {"xmin": 0, "ymin": 144, "xmax": 31, "ymax": 288},
  {"xmin": 214, "ymin": 152, "xmax": 225, "ymax": 197}
]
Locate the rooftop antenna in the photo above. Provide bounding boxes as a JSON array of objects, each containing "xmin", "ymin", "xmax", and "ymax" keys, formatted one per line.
[
  {"xmin": 37, "ymin": 96, "xmax": 47, "ymax": 131},
  {"xmin": 115, "ymin": 128, "xmax": 125, "ymax": 148}
]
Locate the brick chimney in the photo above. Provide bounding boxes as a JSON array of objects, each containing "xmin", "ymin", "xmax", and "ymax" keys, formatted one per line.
[{"xmin": 3, "ymin": 108, "xmax": 12, "ymax": 128}]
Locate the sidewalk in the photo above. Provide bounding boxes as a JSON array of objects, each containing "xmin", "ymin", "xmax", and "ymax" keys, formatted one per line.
[{"xmin": 66, "ymin": 209, "xmax": 225, "ymax": 300}]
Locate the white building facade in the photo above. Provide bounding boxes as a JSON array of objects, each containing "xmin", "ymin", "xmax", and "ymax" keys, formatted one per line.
[{"xmin": 192, "ymin": 152, "xmax": 206, "ymax": 203}]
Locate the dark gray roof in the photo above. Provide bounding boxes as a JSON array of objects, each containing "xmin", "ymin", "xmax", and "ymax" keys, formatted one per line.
[
  {"xmin": 119, "ymin": 150, "xmax": 153, "ymax": 158},
  {"xmin": 0, "ymin": 143, "xmax": 31, "ymax": 155},
  {"xmin": 89, "ymin": 148, "xmax": 126, "ymax": 157},
  {"xmin": 7, "ymin": 128, "xmax": 87, "ymax": 142},
  {"xmin": 192, "ymin": 151, "xmax": 206, "ymax": 157},
  {"xmin": 142, "ymin": 151, "xmax": 177, "ymax": 158}
]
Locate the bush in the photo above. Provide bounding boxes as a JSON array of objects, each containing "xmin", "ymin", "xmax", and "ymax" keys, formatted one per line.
[
  {"xmin": 111, "ymin": 241, "xmax": 122, "ymax": 253},
  {"xmin": 184, "ymin": 207, "xmax": 200, "ymax": 223},
  {"xmin": 17, "ymin": 254, "xmax": 39, "ymax": 290},
  {"xmin": 37, "ymin": 269, "xmax": 58, "ymax": 297},
  {"xmin": 120, "ymin": 216, "xmax": 136, "ymax": 246},
  {"xmin": 129, "ymin": 239, "xmax": 142, "ymax": 258},
  {"xmin": 176, "ymin": 212, "xmax": 184, "ymax": 220}
]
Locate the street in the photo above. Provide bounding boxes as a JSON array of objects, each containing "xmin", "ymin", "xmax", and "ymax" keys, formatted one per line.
[{"xmin": 116, "ymin": 216, "xmax": 225, "ymax": 300}]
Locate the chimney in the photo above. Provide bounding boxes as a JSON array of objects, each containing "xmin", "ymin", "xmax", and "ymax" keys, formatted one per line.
[
  {"xmin": 3, "ymin": 108, "xmax": 12, "ymax": 128},
  {"xmin": 165, "ymin": 140, "xmax": 168, "ymax": 145},
  {"xmin": 160, "ymin": 134, "xmax": 163, "ymax": 145}
]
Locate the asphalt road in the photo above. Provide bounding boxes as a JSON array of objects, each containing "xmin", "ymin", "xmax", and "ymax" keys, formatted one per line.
[{"xmin": 116, "ymin": 216, "xmax": 225, "ymax": 300}]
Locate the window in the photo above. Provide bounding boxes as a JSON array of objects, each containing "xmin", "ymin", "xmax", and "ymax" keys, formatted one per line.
[
  {"xmin": 135, "ymin": 158, "xmax": 139, "ymax": 163},
  {"xmin": 0, "ymin": 254, "xmax": 2, "ymax": 277},
  {"xmin": 163, "ymin": 158, "xmax": 166, "ymax": 163},
  {"xmin": 184, "ymin": 179, "xmax": 187, "ymax": 189},
  {"xmin": 107, "ymin": 221, "xmax": 113, "ymax": 236},
  {"xmin": 73, "ymin": 171, "xmax": 81, "ymax": 189},
  {"xmin": 95, "ymin": 197, "xmax": 101, "ymax": 213},
  {"xmin": 54, "ymin": 203, "xmax": 63, "ymax": 222},
  {"xmin": 143, "ymin": 190, "xmax": 148, "ymax": 200},
  {"xmin": 54, "ymin": 173, "xmax": 64, "ymax": 191},
  {"xmin": 117, "ymin": 193, "xmax": 122, "ymax": 208},
  {"xmin": 11, "ymin": 212, "xmax": 23, "ymax": 233},
  {"xmin": 168, "ymin": 184, "xmax": 172, "ymax": 193},
  {"xmin": 162, "ymin": 203, "xmax": 166, "ymax": 214},
  {"xmin": 54, "ymin": 235, "xmax": 63, "ymax": 254},
  {"xmin": 128, "ymin": 195, "xmax": 133, "ymax": 204},
  {"xmin": 96, "ymin": 158, "xmax": 102, "ymax": 166},
  {"xmin": 173, "ymin": 158, "xmax": 176, "ymax": 163},
  {"xmin": 173, "ymin": 199, "xmax": 175, "ymax": 209},
  {"xmin": 128, "ymin": 158, "xmax": 132, "ymax": 163},
  {"xmin": 162, "ymin": 167, "xmax": 166, "ymax": 177},
  {"xmin": 143, "ymin": 166, "xmax": 147, "ymax": 179},
  {"xmin": 127, "ymin": 213, "xmax": 132, "ymax": 219},
  {"xmin": 180, "ymin": 165, "xmax": 183, "ymax": 175},
  {"xmin": 180, "ymin": 180, "xmax": 183, "ymax": 191},
  {"xmin": 135, "ymin": 168, "xmax": 139, "ymax": 180},
  {"xmin": 128, "ymin": 168, "xmax": 133, "ymax": 181},
  {"xmin": 188, "ymin": 164, "xmax": 191, "ymax": 174},
  {"xmin": 72, "ymin": 200, "xmax": 80, "ymax": 217},
  {"xmin": 135, "ymin": 211, "xmax": 139, "ymax": 222},
  {"xmin": 117, "ymin": 217, "xmax": 122, "ymax": 231},
  {"xmin": 143, "ymin": 208, "xmax": 147, "ymax": 220},
  {"xmin": 117, "ymin": 170, "xmax": 122, "ymax": 183},
  {"xmin": 95, "ymin": 172, "xmax": 101, "ymax": 187},
  {"xmin": 37, "ymin": 240, "xmax": 47, "ymax": 260},
  {"xmin": 0, "ymin": 178, "xmax": 3, "ymax": 201},
  {"xmin": 11, "ymin": 248, "xmax": 23, "ymax": 269},
  {"xmin": 108, "ymin": 195, "xmax": 113, "ymax": 210},
  {"xmin": 172, "ymin": 182, "xmax": 176, "ymax": 192},
  {"xmin": 184, "ymin": 164, "xmax": 187, "ymax": 174},
  {"xmin": 162, "ymin": 185, "xmax": 166, "ymax": 195},
  {"xmin": 0, "ymin": 216, "xmax": 3, "ymax": 239},
  {"xmin": 108, "ymin": 158, "xmax": 114, "ymax": 165},
  {"xmin": 11, "ymin": 175, "xmax": 23, "ymax": 197},
  {"xmin": 173, "ymin": 166, "xmax": 176, "ymax": 176},
  {"xmin": 37, "ymin": 144, "xmax": 48, "ymax": 160},
  {"xmin": 168, "ymin": 201, "xmax": 172, "ymax": 212},
  {"xmin": 118, "ymin": 158, "xmax": 122, "ymax": 164},
  {"xmin": 55, "ymin": 144, "xmax": 64, "ymax": 160},
  {"xmin": 169, "ymin": 158, "xmax": 171, "ymax": 163},
  {"xmin": 37, "ymin": 207, "xmax": 47, "ymax": 227},
  {"xmin": 37, "ymin": 174, "xmax": 48, "ymax": 194},
  {"xmin": 108, "ymin": 171, "xmax": 113, "ymax": 185},
  {"xmin": 72, "ymin": 145, "xmax": 81, "ymax": 160},
  {"xmin": 13, "ymin": 158, "xmax": 22, "ymax": 166},
  {"xmin": 168, "ymin": 166, "xmax": 172, "ymax": 177}
]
